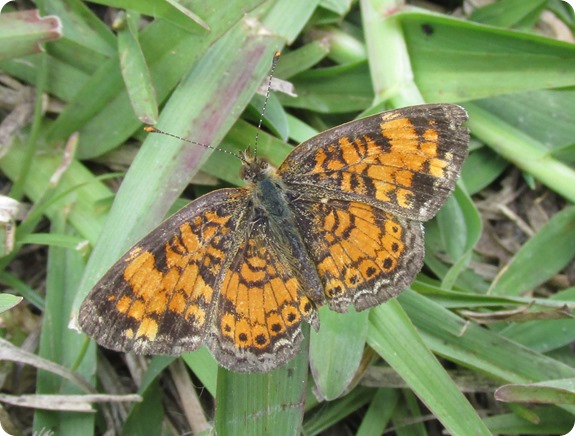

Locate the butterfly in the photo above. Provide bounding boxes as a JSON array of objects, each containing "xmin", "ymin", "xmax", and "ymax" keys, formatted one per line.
[{"xmin": 79, "ymin": 103, "xmax": 468, "ymax": 372}]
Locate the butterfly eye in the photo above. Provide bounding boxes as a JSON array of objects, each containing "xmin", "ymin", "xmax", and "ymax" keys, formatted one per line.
[{"xmin": 239, "ymin": 163, "xmax": 253, "ymax": 182}]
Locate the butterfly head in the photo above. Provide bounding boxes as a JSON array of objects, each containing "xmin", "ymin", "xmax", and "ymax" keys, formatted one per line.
[{"xmin": 240, "ymin": 153, "xmax": 274, "ymax": 185}]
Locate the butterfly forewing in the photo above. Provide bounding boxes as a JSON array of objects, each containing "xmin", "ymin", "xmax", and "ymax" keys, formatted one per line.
[
  {"xmin": 79, "ymin": 188, "xmax": 252, "ymax": 356},
  {"xmin": 277, "ymin": 104, "xmax": 469, "ymax": 222}
]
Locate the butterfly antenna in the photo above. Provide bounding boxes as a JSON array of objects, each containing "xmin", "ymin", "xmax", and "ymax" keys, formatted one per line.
[
  {"xmin": 144, "ymin": 126, "xmax": 249, "ymax": 164},
  {"xmin": 253, "ymin": 51, "xmax": 281, "ymax": 158}
]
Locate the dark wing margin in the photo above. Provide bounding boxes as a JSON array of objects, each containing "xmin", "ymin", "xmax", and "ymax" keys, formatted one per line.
[
  {"xmin": 78, "ymin": 188, "xmax": 251, "ymax": 356},
  {"xmin": 278, "ymin": 104, "xmax": 469, "ymax": 222}
]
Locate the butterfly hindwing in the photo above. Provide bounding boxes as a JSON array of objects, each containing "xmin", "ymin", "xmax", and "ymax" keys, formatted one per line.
[
  {"xmin": 209, "ymin": 222, "xmax": 317, "ymax": 372},
  {"xmin": 289, "ymin": 197, "xmax": 424, "ymax": 311}
]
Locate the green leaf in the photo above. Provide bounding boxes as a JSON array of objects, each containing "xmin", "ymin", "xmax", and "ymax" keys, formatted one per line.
[
  {"xmin": 474, "ymin": 90, "xmax": 575, "ymax": 150},
  {"xmin": 45, "ymin": 0, "xmax": 116, "ymax": 56},
  {"xmin": 123, "ymin": 380, "xmax": 165, "ymax": 436},
  {"xmin": 485, "ymin": 406, "xmax": 575, "ymax": 434},
  {"xmin": 496, "ymin": 378, "xmax": 575, "ymax": 405},
  {"xmin": 0, "ymin": 10, "xmax": 61, "ymax": 62},
  {"xmin": 402, "ymin": 290, "xmax": 575, "ymax": 386},
  {"xmin": 45, "ymin": 0, "xmax": 265, "ymax": 157},
  {"xmin": 281, "ymin": 61, "xmax": 373, "ymax": 113},
  {"xmin": 34, "ymin": 217, "xmax": 94, "ymax": 435},
  {"xmin": 0, "ymin": 293, "xmax": 22, "ymax": 313},
  {"xmin": 303, "ymin": 385, "xmax": 375, "ymax": 434},
  {"xmin": 310, "ymin": 306, "xmax": 368, "ymax": 400},
  {"xmin": 117, "ymin": 11, "xmax": 158, "ymax": 124},
  {"xmin": 89, "ymin": 0, "xmax": 210, "ymax": 32},
  {"xmin": 500, "ymin": 288, "xmax": 575, "ymax": 353},
  {"xmin": 19, "ymin": 232, "xmax": 87, "ymax": 249},
  {"xmin": 356, "ymin": 389, "xmax": 398, "ymax": 436},
  {"xmin": 466, "ymin": 102, "xmax": 575, "ymax": 203},
  {"xmin": 469, "ymin": 0, "xmax": 548, "ymax": 28},
  {"xmin": 401, "ymin": 11, "xmax": 575, "ymax": 102},
  {"xmin": 461, "ymin": 146, "xmax": 508, "ymax": 195}
]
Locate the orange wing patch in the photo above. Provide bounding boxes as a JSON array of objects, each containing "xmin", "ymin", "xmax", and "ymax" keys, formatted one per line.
[{"xmin": 378, "ymin": 110, "xmax": 448, "ymax": 178}]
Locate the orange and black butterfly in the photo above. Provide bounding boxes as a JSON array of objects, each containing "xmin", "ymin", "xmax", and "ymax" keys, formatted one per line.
[{"xmin": 79, "ymin": 103, "xmax": 468, "ymax": 372}]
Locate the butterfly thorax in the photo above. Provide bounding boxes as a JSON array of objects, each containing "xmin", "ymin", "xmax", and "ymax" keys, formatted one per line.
[{"xmin": 240, "ymin": 155, "xmax": 291, "ymax": 220}]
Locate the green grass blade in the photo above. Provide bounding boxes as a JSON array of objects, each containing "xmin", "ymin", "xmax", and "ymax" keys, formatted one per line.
[
  {"xmin": 45, "ymin": 0, "xmax": 265, "ymax": 157},
  {"xmin": 496, "ymin": 378, "xmax": 575, "ymax": 405},
  {"xmin": 0, "ymin": 10, "xmax": 61, "ymax": 62},
  {"xmin": 469, "ymin": 0, "xmax": 548, "ymax": 28},
  {"xmin": 367, "ymin": 299, "xmax": 491, "ymax": 434},
  {"xmin": 356, "ymin": 388, "xmax": 398, "ymax": 436},
  {"xmin": 466, "ymin": 102, "xmax": 575, "ymax": 203},
  {"xmin": 44, "ymin": 0, "xmax": 116, "ymax": 56},
  {"xmin": 461, "ymin": 146, "xmax": 509, "ymax": 195},
  {"xmin": 215, "ymin": 330, "xmax": 309, "ymax": 435},
  {"xmin": 34, "ymin": 216, "xmax": 94, "ymax": 435},
  {"xmin": 402, "ymin": 290, "xmax": 575, "ymax": 385},
  {"xmin": 0, "ymin": 138, "xmax": 112, "ymax": 244},
  {"xmin": 0, "ymin": 271, "xmax": 45, "ymax": 310},
  {"xmin": 485, "ymin": 406, "xmax": 574, "ymax": 434},
  {"xmin": 309, "ymin": 307, "xmax": 368, "ymax": 400},
  {"xmin": 117, "ymin": 11, "xmax": 158, "ymax": 124},
  {"xmin": 90, "ymin": 0, "xmax": 210, "ymax": 32},
  {"xmin": 360, "ymin": 0, "xmax": 423, "ymax": 106},
  {"xmin": 500, "ymin": 288, "xmax": 575, "ymax": 353},
  {"xmin": 72, "ymin": 21, "xmax": 283, "ymax": 308},
  {"xmin": 303, "ymin": 386, "xmax": 375, "ymax": 434},
  {"xmin": 401, "ymin": 11, "xmax": 575, "ymax": 102},
  {"xmin": 0, "ymin": 293, "xmax": 23, "ymax": 313}
]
